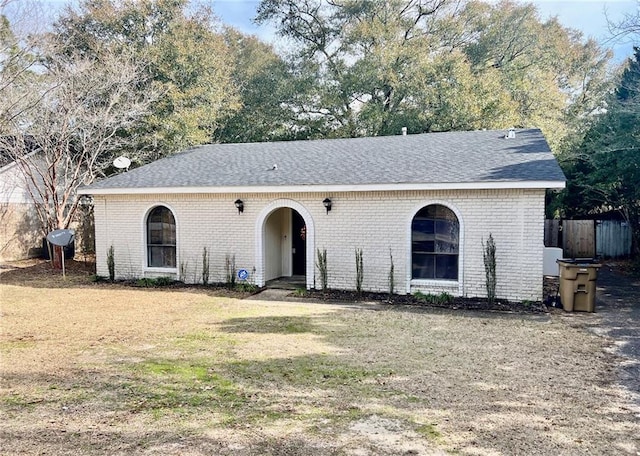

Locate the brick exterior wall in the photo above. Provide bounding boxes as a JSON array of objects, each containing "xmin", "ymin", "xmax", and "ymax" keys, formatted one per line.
[
  {"xmin": 93, "ymin": 188, "xmax": 545, "ymax": 301},
  {"xmin": 0, "ymin": 164, "xmax": 43, "ymax": 261},
  {"xmin": 0, "ymin": 203, "xmax": 43, "ymax": 261}
]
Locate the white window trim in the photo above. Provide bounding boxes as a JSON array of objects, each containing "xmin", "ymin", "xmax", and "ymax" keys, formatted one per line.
[
  {"xmin": 406, "ymin": 201, "xmax": 464, "ymax": 296},
  {"xmin": 142, "ymin": 203, "xmax": 179, "ymax": 273},
  {"xmin": 255, "ymin": 199, "xmax": 315, "ymax": 290}
]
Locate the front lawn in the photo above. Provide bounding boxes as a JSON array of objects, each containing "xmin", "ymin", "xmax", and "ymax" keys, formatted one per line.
[{"xmin": 1, "ymin": 265, "xmax": 638, "ymax": 455}]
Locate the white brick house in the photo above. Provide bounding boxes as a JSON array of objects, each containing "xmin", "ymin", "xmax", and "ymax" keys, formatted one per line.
[{"xmin": 79, "ymin": 129, "xmax": 565, "ymax": 301}]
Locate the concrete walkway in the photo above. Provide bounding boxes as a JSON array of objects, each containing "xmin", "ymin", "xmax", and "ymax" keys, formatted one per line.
[{"xmin": 588, "ymin": 264, "xmax": 640, "ymax": 412}]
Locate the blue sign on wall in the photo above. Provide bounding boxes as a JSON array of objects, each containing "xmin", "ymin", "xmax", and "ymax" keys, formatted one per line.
[{"xmin": 237, "ymin": 269, "xmax": 249, "ymax": 281}]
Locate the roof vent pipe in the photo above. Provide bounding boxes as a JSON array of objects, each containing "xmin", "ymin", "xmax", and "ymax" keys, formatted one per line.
[
  {"xmin": 402, "ymin": 127, "xmax": 407, "ymax": 136},
  {"xmin": 506, "ymin": 128, "xmax": 516, "ymax": 139}
]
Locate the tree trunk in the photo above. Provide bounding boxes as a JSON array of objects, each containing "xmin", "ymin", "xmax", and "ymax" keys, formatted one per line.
[{"xmin": 52, "ymin": 245, "xmax": 63, "ymax": 269}]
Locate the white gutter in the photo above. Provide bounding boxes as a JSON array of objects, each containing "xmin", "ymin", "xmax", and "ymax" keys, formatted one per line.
[{"xmin": 78, "ymin": 180, "xmax": 566, "ymax": 196}]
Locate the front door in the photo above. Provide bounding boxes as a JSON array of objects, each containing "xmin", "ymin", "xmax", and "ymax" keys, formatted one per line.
[{"xmin": 291, "ymin": 211, "xmax": 306, "ymax": 276}]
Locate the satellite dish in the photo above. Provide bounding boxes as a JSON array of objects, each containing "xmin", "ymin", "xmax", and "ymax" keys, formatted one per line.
[
  {"xmin": 113, "ymin": 156, "xmax": 131, "ymax": 170},
  {"xmin": 46, "ymin": 229, "xmax": 75, "ymax": 279},
  {"xmin": 47, "ymin": 229, "xmax": 75, "ymax": 247}
]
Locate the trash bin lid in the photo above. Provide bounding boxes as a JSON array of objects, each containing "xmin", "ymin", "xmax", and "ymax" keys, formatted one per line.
[{"xmin": 557, "ymin": 258, "xmax": 601, "ymax": 268}]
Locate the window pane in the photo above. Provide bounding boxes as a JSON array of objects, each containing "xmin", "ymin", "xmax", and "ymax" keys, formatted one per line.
[
  {"xmin": 147, "ymin": 206, "xmax": 176, "ymax": 268},
  {"xmin": 411, "ymin": 204, "xmax": 459, "ymax": 280},
  {"xmin": 148, "ymin": 246, "xmax": 176, "ymax": 268},
  {"xmin": 435, "ymin": 255, "xmax": 458, "ymax": 279},
  {"xmin": 412, "ymin": 253, "xmax": 435, "ymax": 279}
]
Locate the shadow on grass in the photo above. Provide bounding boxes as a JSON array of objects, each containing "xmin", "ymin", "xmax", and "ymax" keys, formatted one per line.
[
  {"xmin": 0, "ymin": 426, "xmax": 341, "ymax": 455},
  {"xmin": 0, "ymin": 351, "xmax": 386, "ymax": 435}
]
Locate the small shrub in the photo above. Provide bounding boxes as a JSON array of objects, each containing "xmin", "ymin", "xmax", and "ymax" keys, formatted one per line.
[
  {"xmin": 135, "ymin": 276, "xmax": 173, "ymax": 287},
  {"xmin": 235, "ymin": 282, "xmax": 258, "ymax": 293},
  {"xmin": 482, "ymin": 233, "xmax": 497, "ymax": 305},
  {"xmin": 293, "ymin": 287, "xmax": 308, "ymax": 297},
  {"xmin": 154, "ymin": 276, "xmax": 174, "ymax": 286},
  {"xmin": 225, "ymin": 254, "xmax": 236, "ymax": 289},
  {"xmin": 355, "ymin": 248, "xmax": 364, "ymax": 294},
  {"xmin": 90, "ymin": 274, "xmax": 107, "ymax": 283},
  {"xmin": 414, "ymin": 291, "xmax": 453, "ymax": 305},
  {"xmin": 179, "ymin": 259, "xmax": 188, "ymax": 282},
  {"xmin": 201, "ymin": 247, "xmax": 210, "ymax": 285},
  {"xmin": 414, "ymin": 290, "xmax": 428, "ymax": 301},
  {"xmin": 136, "ymin": 277, "xmax": 157, "ymax": 287},
  {"xmin": 388, "ymin": 248, "xmax": 395, "ymax": 296},
  {"xmin": 316, "ymin": 248, "xmax": 328, "ymax": 291},
  {"xmin": 106, "ymin": 245, "xmax": 115, "ymax": 281}
]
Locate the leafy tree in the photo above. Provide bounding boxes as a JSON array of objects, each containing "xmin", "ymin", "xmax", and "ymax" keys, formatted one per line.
[
  {"xmin": 53, "ymin": 0, "xmax": 239, "ymax": 160},
  {"xmin": 215, "ymin": 28, "xmax": 299, "ymax": 143},
  {"xmin": 557, "ymin": 47, "xmax": 640, "ymax": 254},
  {"xmin": 459, "ymin": 1, "xmax": 612, "ymax": 147},
  {"xmin": 257, "ymin": 0, "xmax": 612, "ymax": 146}
]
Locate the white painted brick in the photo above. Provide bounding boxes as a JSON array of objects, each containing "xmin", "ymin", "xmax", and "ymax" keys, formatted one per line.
[{"xmin": 93, "ymin": 188, "xmax": 546, "ymax": 301}]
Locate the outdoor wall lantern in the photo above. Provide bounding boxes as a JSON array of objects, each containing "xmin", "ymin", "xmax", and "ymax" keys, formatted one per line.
[
  {"xmin": 323, "ymin": 198, "xmax": 332, "ymax": 214},
  {"xmin": 234, "ymin": 199, "xmax": 244, "ymax": 214}
]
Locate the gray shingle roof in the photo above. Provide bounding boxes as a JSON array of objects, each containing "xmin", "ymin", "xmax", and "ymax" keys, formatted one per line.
[{"xmin": 84, "ymin": 128, "xmax": 565, "ymax": 192}]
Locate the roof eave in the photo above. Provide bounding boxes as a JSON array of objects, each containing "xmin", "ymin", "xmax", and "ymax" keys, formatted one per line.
[{"xmin": 78, "ymin": 180, "xmax": 566, "ymax": 196}]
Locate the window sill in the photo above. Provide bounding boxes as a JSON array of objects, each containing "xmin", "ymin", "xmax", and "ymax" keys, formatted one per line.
[
  {"xmin": 411, "ymin": 279, "xmax": 458, "ymax": 288},
  {"xmin": 144, "ymin": 267, "xmax": 178, "ymax": 274}
]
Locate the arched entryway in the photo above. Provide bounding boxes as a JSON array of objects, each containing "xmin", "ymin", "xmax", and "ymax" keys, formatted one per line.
[{"xmin": 255, "ymin": 199, "xmax": 315, "ymax": 289}]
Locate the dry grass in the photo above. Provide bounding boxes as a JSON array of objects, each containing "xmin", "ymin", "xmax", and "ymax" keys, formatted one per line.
[{"xmin": 1, "ymin": 262, "xmax": 639, "ymax": 455}]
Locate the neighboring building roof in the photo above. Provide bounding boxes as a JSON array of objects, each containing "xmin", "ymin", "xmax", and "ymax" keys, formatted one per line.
[
  {"xmin": 81, "ymin": 128, "xmax": 566, "ymax": 195},
  {"xmin": 0, "ymin": 136, "xmax": 40, "ymax": 170}
]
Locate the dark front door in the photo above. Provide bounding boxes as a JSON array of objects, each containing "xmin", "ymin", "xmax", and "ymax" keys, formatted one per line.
[{"xmin": 291, "ymin": 211, "xmax": 306, "ymax": 276}]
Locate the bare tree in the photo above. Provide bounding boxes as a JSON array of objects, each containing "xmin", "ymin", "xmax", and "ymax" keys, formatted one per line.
[
  {"xmin": 0, "ymin": 37, "xmax": 155, "ymax": 234},
  {"xmin": 607, "ymin": 5, "xmax": 640, "ymax": 41}
]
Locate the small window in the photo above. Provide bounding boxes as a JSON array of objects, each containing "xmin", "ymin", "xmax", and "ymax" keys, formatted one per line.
[
  {"xmin": 147, "ymin": 206, "xmax": 176, "ymax": 268},
  {"xmin": 412, "ymin": 204, "xmax": 459, "ymax": 280}
]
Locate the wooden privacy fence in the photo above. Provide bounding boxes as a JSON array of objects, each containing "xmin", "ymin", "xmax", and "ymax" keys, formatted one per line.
[{"xmin": 544, "ymin": 219, "xmax": 632, "ymax": 258}]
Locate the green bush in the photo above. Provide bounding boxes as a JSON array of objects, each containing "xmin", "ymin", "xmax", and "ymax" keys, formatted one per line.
[
  {"xmin": 135, "ymin": 276, "xmax": 174, "ymax": 287},
  {"xmin": 235, "ymin": 282, "xmax": 258, "ymax": 293},
  {"xmin": 155, "ymin": 276, "xmax": 174, "ymax": 286},
  {"xmin": 136, "ymin": 277, "xmax": 157, "ymax": 287},
  {"xmin": 414, "ymin": 291, "xmax": 453, "ymax": 305}
]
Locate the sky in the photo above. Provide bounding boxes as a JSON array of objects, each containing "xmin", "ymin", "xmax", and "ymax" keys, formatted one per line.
[
  {"xmin": 24, "ymin": 0, "xmax": 640, "ymax": 62},
  {"xmin": 210, "ymin": 0, "xmax": 637, "ymax": 62}
]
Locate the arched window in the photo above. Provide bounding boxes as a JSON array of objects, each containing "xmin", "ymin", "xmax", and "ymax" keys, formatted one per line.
[
  {"xmin": 147, "ymin": 206, "xmax": 176, "ymax": 268},
  {"xmin": 412, "ymin": 204, "xmax": 459, "ymax": 280}
]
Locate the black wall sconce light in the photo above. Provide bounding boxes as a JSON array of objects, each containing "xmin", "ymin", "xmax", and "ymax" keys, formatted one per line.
[
  {"xmin": 234, "ymin": 199, "xmax": 244, "ymax": 214},
  {"xmin": 323, "ymin": 197, "xmax": 332, "ymax": 214}
]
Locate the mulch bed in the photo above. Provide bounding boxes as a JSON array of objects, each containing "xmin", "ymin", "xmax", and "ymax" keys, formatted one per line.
[{"xmin": 292, "ymin": 287, "xmax": 551, "ymax": 313}]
